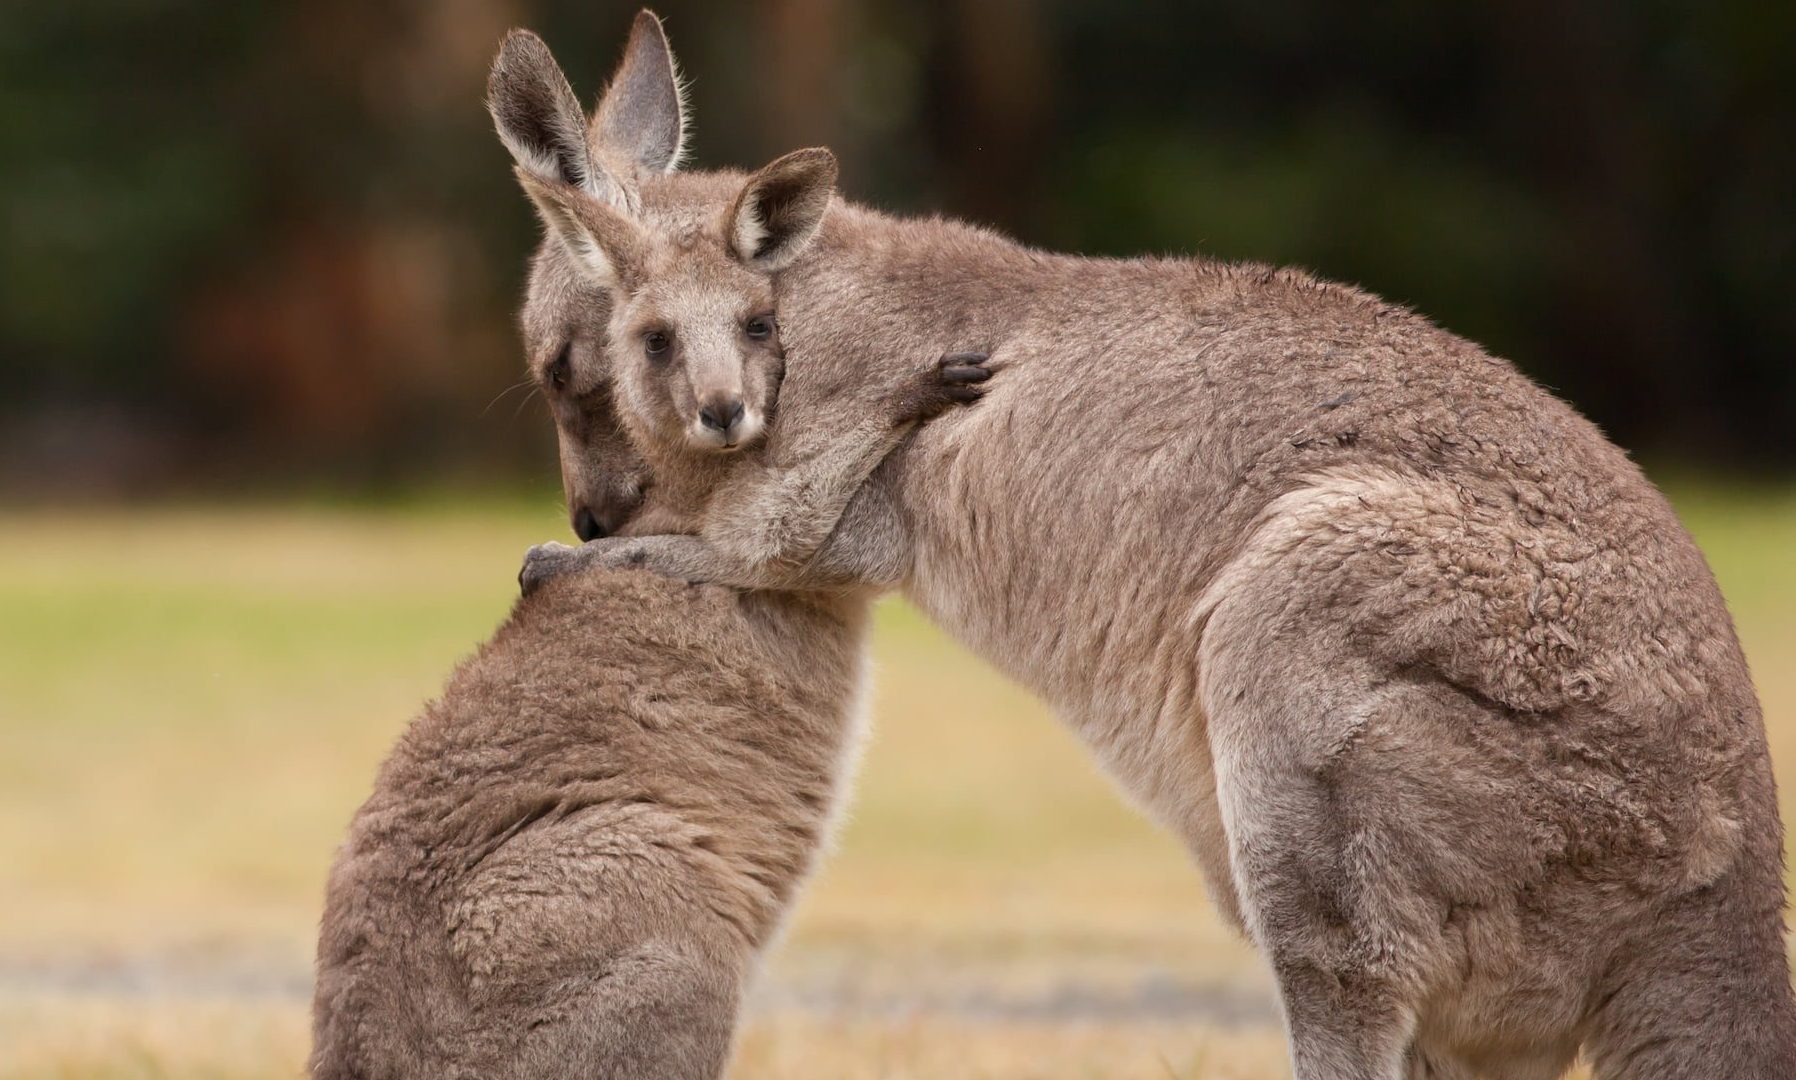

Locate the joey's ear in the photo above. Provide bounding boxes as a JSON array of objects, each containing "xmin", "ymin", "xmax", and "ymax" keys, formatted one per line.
[
  {"xmin": 727, "ymin": 148, "xmax": 838, "ymax": 271},
  {"xmin": 515, "ymin": 169, "xmax": 648, "ymax": 289},
  {"xmin": 489, "ymin": 29, "xmax": 632, "ymax": 209},
  {"xmin": 591, "ymin": 9, "xmax": 688, "ymax": 174}
]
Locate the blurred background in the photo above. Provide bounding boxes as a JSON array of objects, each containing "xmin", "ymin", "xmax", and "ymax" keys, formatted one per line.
[
  {"xmin": 5, "ymin": 0, "xmax": 1795, "ymax": 491},
  {"xmin": 2, "ymin": 1, "xmax": 1794, "ymax": 1077}
]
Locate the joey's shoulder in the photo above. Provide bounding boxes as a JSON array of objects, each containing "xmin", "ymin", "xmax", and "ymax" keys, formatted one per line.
[{"xmin": 397, "ymin": 569, "xmax": 743, "ymax": 708}]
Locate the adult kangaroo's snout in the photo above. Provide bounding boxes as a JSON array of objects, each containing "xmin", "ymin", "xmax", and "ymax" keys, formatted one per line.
[
  {"xmin": 569, "ymin": 493, "xmax": 642, "ymax": 541},
  {"xmin": 572, "ymin": 505, "xmax": 606, "ymax": 542}
]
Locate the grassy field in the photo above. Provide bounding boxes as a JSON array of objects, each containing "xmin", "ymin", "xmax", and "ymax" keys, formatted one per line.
[{"xmin": 3, "ymin": 483, "xmax": 1794, "ymax": 1078}]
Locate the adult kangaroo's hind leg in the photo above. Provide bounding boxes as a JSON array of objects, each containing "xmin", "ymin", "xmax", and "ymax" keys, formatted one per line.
[
  {"xmin": 1199, "ymin": 626, "xmax": 1436, "ymax": 1078},
  {"xmin": 1583, "ymin": 766, "xmax": 1796, "ymax": 1080},
  {"xmin": 1194, "ymin": 537, "xmax": 1572, "ymax": 1079}
]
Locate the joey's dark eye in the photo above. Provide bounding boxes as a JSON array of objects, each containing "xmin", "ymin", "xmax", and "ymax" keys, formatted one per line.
[
  {"xmin": 546, "ymin": 346, "xmax": 571, "ymax": 391},
  {"xmin": 643, "ymin": 330, "xmax": 671, "ymax": 360},
  {"xmin": 744, "ymin": 315, "xmax": 775, "ymax": 341}
]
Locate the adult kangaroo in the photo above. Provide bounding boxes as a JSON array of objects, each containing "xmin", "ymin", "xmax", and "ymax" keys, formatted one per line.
[{"xmin": 497, "ymin": 13, "xmax": 1796, "ymax": 1079}]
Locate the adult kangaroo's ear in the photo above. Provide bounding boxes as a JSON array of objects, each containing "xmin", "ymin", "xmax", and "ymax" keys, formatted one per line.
[
  {"xmin": 728, "ymin": 148, "xmax": 838, "ymax": 271},
  {"xmin": 515, "ymin": 169, "xmax": 648, "ymax": 290},
  {"xmin": 489, "ymin": 29, "xmax": 631, "ymax": 209},
  {"xmin": 591, "ymin": 9, "xmax": 687, "ymax": 174}
]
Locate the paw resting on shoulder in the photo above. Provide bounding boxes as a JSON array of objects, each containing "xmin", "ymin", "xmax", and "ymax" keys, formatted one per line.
[
  {"xmin": 517, "ymin": 539, "xmax": 651, "ymax": 596},
  {"xmin": 894, "ymin": 351, "xmax": 993, "ymax": 423},
  {"xmin": 518, "ymin": 541, "xmax": 585, "ymax": 596}
]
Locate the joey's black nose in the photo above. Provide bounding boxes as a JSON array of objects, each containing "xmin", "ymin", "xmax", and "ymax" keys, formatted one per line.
[
  {"xmin": 573, "ymin": 506, "xmax": 606, "ymax": 542},
  {"xmin": 699, "ymin": 400, "xmax": 746, "ymax": 434}
]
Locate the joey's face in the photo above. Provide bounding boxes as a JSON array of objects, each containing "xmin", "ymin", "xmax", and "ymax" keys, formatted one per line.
[{"xmin": 608, "ymin": 246, "xmax": 783, "ymax": 454}]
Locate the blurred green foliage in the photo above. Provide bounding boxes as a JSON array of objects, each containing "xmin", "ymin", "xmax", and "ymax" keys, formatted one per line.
[{"xmin": 2, "ymin": 0, "xmax": 1793, "ymax": 491}]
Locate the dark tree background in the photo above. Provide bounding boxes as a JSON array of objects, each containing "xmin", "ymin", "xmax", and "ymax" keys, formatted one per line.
[{"xmin": 3, "ymin": 0, "xmax": 1792, "ymax": 494}]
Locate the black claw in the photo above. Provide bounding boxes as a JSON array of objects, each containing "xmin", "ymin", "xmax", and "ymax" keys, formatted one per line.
[
  {"xmin": 941, "ymin": 364, "xmax": 992, "ymax": 384},
  {"xmin": 940, "ymin": 351, "xmax": 988, "ymax": 367}
]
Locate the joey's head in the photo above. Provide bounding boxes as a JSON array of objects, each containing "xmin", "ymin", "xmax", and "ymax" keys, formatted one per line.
[{"xmin": 609, "ymin": 246, "xmax": 782, "ymax": 453}]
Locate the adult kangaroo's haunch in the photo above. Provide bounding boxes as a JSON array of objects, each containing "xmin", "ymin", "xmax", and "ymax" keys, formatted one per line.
[{"xmin": 501, "ymin": 13, "xmax": 1796, "ymax": 1079}]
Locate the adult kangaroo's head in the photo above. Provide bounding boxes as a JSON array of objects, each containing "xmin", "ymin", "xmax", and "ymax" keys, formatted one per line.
[{"xmin": 489, "ymin": 11, "xmax": 685, "ymax": 541}]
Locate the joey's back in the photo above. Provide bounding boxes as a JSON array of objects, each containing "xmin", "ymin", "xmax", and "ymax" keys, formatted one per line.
[
  {"xmin": 366, "ymin": 570, "xmax": 866, "ymax": 898},
  {"xmin": 311, "ymin": 569, "xmax": 869, "ymax": 1079}
]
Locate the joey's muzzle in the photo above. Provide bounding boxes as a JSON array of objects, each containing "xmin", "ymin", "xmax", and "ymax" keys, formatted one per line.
[
  {"xmin": 692, "ymin": 396, "xmax": 759, "ymax": 449},
  {"xmin": 699, "ymin": 398, "xmax": 745, "ymax": 437}
]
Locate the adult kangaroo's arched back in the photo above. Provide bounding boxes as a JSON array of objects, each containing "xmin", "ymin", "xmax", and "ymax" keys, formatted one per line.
[{"xmin": 512, "ymin": 12, "xmax": 1796, "ymax": 1078}]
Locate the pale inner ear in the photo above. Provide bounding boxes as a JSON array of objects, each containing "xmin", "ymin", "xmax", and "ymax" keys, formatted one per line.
[
  {"xmin": 489, "ymin": 31, "xmax": 595, "ymax": 191},
  {"xmin": 494, "ymin": 84, "xmax": 590, "ymax": 189},
  {"xmin": 729, "ymin": 150, "xmax": 838, "ymax": 271},
  {"xmin": 733, "ymin": 202, "xmax": 771, "ymax": 264},
  {"xmin": 490, "ymin": 30, "xmax": 638, "ymax": 211}
]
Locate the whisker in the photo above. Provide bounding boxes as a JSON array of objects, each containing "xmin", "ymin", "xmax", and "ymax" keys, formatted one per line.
[
  {"xmin": 481, "ymin": 378, "xmax": 535, "ymax": 418},
  {"xmin": 511, "ymin": 385, "xmax": 544, "ymax": 421}
]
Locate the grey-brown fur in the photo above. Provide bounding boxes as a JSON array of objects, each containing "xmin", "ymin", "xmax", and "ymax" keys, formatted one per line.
[
  {"xmin": 308, "ymin": 570, "xmax": 867, "ymax": 1080},
  {"xmin": 499, "ymin": 13, "xmax": 1796, "ymax": 1080}
]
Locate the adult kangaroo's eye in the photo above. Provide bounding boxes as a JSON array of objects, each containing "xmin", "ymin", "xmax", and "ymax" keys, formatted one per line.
[
  {"xmin": 643, "ymin": 330, "xmax": 671, "ymax": 360},
  {"xmin": 546, "ymin": 345, "xmax": 571, "ymax": 391},
  {"xmin": 744, "ymin": 315, "xmax": 775, "ymax": 341}
]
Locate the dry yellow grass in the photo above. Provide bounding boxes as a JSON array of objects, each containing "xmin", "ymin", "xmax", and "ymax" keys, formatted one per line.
[
  {"xmin": 0, "ymin": 484, "xmax": 1788, "ymax": 1078},
  {"xmin": 0, "ymin": 997, "xmax": 1302, "ymax": 1080}
]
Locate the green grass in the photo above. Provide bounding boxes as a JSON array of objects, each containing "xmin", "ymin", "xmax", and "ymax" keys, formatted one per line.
[{"xmin": 3, "ymin": 483, "xmax": 1793, "ymax": 1078}]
